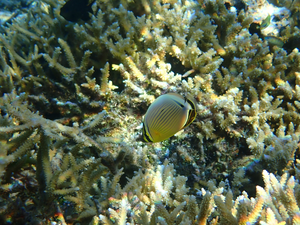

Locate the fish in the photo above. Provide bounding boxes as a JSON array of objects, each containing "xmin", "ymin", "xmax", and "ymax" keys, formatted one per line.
[
  {"xmin": 264, "ymin": 36, "xmax": 284, "ymax": 48},
  {"xmin": 260, "ymin": 15, "xmax": 271, "ymax": 30},
  {"xmin": 60, "ymin": 0, "xmax": 95, "ymax": 22},
  {"xmin": 142, "ymin": 93, "xmax": 197, "ymax": 142}
]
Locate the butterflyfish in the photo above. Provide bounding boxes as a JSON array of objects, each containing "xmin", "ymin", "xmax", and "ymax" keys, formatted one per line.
[{"xmin": 142, "ymin": 93, "xmax": 197, "ymax": 142}]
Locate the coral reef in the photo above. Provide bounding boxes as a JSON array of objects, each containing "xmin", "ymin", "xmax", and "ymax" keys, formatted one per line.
[
  {"xmin": 98, "ymin": 160, "xmax": 300, "ymax": 225},
  {"xmin": 0, "ymin": 0, "xmax": 300, "ymax": 224}
]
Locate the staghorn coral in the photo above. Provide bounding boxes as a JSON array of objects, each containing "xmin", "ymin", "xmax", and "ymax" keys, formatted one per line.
[
  {"xmin": 97, "ymin": 160, "xmax": 300, "ymax": 225},
  {"xmin": 0, "ymin": 0, "xmax": 300, "ymax": 224},
  {"xmin": 0, "ymin": 92, "xmax": 133, "ymax": 222}
]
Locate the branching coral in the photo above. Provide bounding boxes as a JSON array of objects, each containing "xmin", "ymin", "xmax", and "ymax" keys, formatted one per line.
[
  {"xmin": 97, "ymin": 160, "xmax": 300, "ymax": 225},
  {"xmin": 0, "ymin": 92, "xmax": 130, "ymax": 220}
]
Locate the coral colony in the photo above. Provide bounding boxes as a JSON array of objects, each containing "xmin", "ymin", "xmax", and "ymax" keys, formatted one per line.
[{"xmin": 1, "ymin": 0, "xmax": 300, "ymax": 224}]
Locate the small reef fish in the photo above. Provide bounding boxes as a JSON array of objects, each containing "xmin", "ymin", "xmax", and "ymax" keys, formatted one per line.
[
  {"xmin": 264, "ymin": 36, "xmax": 284, "ymax": 48},
  {"xmin": 142, "ymin": 93, "xmax": 197, "ymax": 142},
  {"xmin": 60, "ymin": 0, "xmax": 95, "ymax": 22},
  {"xmin": 260, "ymin": 15, "xmax": 271, "ymax": 30}
]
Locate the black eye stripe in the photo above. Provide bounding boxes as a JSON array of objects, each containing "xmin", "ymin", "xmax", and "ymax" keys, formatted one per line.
[
  {"xmin": 186, "ymin": 98, "xmax": 196, "ymax": 110},
  {"xmin": 182, "ymin": 97, "xmax": 197, "ymax": 129}
]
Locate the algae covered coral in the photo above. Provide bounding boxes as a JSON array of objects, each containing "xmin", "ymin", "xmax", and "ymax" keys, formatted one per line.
[{"xmin": 1, "ymin": 0, "xmax": 300, "ymax": 224}]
